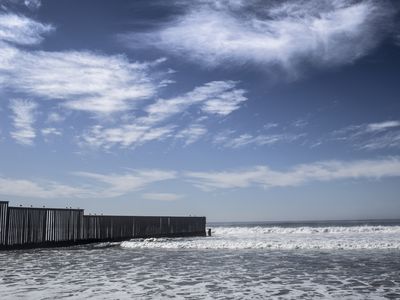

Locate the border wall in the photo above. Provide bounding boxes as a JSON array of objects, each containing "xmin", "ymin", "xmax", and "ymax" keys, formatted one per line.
[{"xmin": 0, "ymin": 201, "xmax": 206, "ymax": 250}]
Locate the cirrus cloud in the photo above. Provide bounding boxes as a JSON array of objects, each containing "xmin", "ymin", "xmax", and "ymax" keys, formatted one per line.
[
  {"xmin": 0, "ymin": 12, "xmax": 52, "ymax": 45},
  {"xmin": 332, "ymin": 120, "xmax": 400, "ymax": 151},
  {"xmin": 185, "ymin": 157, "xmax": 400, "ymax": 190},
  {"xmin": 80, "ymin": 81, "xmax": 247, "ymax": 149},
  {"xmin": 122, "ymin": 0, "xmax": 395, "ymax": 74},
  {"xmin": 0, "ymin": 12, "xmax": 165, "ymax": 115},
  {"xmin": 9, "ymin": 99, "xmax": 37, "ymax": 145},
  {"xmin": 0, "ymin": 169, "xmax": 177, "ymax": 199}
]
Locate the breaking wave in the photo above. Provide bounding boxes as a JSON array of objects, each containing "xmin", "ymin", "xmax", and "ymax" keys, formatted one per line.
[
  {"xmin": 121, "ymin": 225, "xmax": 400, "ymax": 250},
  {"xmin": 215, "ymin": 225, "xmax": 400, "ymax": 235}
]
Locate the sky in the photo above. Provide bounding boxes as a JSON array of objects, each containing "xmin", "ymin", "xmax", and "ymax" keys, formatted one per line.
[{"xmin": 0, "ymin": 0, "xmax": 400, "ymax": 222}]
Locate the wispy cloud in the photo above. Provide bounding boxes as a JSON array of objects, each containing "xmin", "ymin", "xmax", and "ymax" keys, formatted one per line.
[
  {"xmin": 46, "ymin": 112, "xmax": 65, "ymax": 123},
  {"xmin": 185, "ymin": 157, "xmax": 400, "ymax": 190},
  {"xmin": 81, "ymin": 81, "xmax": 246, "ymax": 149},
  {"xmin": 23, "ymin": 0, "xmax": 41, "ymax": 10},
  {"xmin": 123, "ymin": 0, "xmax": 395, "ymax": 73},
  {"xmin": 213, "ymin": 131, "xmax": 305, "ymax": 149},
  {"xmin": 2, "ymin": 157, "xmax": 400, "ymax": 198},
  {"xmin": 1, "ymin": 12, "xmax": 249, "ymax": 150},
  {"xmin": 0, "ymin": 176, "xmax": 94, "ymax": 199},
  {"xmin": 41, "ymin": 127, "xmax": 62, "ymax": 137},
  {"xmin": 9, "ymin": 99, "xmax": 37, "ymax": 145},
  {"xmin": 142, "ymin": 192, "xmax": 183, "ymax": 201},
  {"xmin": 74, "ymin": 169, "xmax": 177, "ymax": 198},
  {"xmin": 359, "ymin": 132, "xmax": 400, "ymax": 151},
  {"xmin": 176, "ymin": 124, "xmax": 207, "ymax": 146},
  {"xmin": 0, "ymin": 13, "xmax": 165, "ymax": 115},
  {"xmin": 292, "ymin": 119, "xmax": 309, "ymax": 128},
  {"xmin": 1, "ymin": 48, "xmax": 162, "ymax": 115},
  {"xmin": 143, "ymin": 80, "xmax": 246, "ymax": 124},
  {"xmin": 0, "ymin": 169, "xmax": 177, "ymax": 199},
  {"xmin": 81, "ymin": 124, "xmax": 175, "ymax": 149},
  {"xmin": 1, "ymin": 0, "xmax": 42, "ymax": 10},
  {"xmin": 366, "ymin": 121, "xmax": 400, "ymax": 132},
  {"xmin": 0, "ymin": 12, "xmax": 53, "ymax": 45},
  {"xmin": 263, "ymin": 122, "xmax": 279, "ymax": 130},
  {"xmin": 333, "ymin": 120, "xmax": 400, "ymax": 150}
]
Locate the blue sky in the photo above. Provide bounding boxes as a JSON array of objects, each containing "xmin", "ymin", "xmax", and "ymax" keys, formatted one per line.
[{"xmin": 0, "ymin": 0, "xmax": 400, "ymax": 221}]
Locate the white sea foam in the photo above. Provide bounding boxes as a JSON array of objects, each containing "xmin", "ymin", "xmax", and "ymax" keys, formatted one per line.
[
  {"xmin": 2, "ymin": 226, "xmax": 400, "ymax": 299},
  {"xmin": 216, "ymin": 225, "xmax": 400, "ymax": 235},
  {"xmin": 121, "ymin": 225, "xmax": 400, "ymax": 250}
]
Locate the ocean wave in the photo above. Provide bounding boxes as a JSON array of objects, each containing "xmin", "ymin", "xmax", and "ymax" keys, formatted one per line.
[
  {"xmin": 214, "ymin": 225, "xmax": 400, "ymax": 235},
  {"xmin": 120, "ymin": 225, "xmax": 400, "ymax": 250},
  {"xmin": 120, "ymin": 238, "xmax": 400, "ymax": 250}
]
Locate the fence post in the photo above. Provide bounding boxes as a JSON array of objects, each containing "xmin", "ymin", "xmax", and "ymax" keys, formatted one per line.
[{"xmin": 5, "ymin": 205, "xmax": 9, "ymax": 246}]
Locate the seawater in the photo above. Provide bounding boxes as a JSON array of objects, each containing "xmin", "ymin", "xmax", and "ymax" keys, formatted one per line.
[{"xmin": 1, "ymin": 220, "xmax": 400, "ymax": 299}]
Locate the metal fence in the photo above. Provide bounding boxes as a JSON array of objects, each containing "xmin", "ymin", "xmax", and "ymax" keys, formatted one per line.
[
  {"xmin": 82, "ymin": 215, "xmax": 206, "ymax": 240},
  {"xmin": 83, "ymin": 215, "xmax": 135, "ymax": 240},
  {"xmin": 5, "ymin": 207, "xmax": 84, "ymax": 246},
  {"xmin": 0, "ymin": 202, "xmax": 8, "ymax": 246},
  {"xmin": 0, "ymin": 201, "xmax": 206, "ymax": 249}
]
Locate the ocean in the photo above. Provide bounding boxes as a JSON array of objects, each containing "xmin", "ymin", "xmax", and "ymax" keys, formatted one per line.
[{"xmin": 1, "ymin": 220, "xmax": 400, "ymax": 299}]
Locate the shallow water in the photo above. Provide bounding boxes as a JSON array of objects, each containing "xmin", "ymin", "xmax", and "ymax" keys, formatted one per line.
[{"xmin": 1, "ymin": 221, "xmax": 400, "ymax": 299}]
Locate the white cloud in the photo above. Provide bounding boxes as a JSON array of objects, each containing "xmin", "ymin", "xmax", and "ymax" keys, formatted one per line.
[
  {"xmin": 0, "ymin": 176, "xmax": 94, "ymax": 199},
  {"xmin": 200, "ymin": 87, "xmax": 246, "ymax": 115},
  {"xmin": 214, "ymin": 131, "xmax": 304, "ymax": 149},
  {"xmin": 1, "ymin": 48, "xmax": 160, "ymax": 114},
  {"xmin": 0, "ymin": 169, "xmax": 177, "ymax": 199},
  {"xmin": 124, "ymin": 0, "xmax": 394, "ymax": 72},
  {"xmin": 73, "ymin": 169, "xmax": 177, "ymax": 198},
  {"xmin": 81, "ymin": 124, "xmax": 175, "ymax": 149},
  {"xmin": 81, "ymin": 81, "xmax": 246, "ymax": 149},
  {"xmin": 1, "ymin": 0, "xmax": 42, "ymax": 10},
  {"xmin": 24, "ymin": 0, "xmax": 41, "ymax": 10},
  {"xmin": 0, "ymin": 13, "xmax": 249, "ymax": 150},
  {"xmin": 142, "ymin": 192, "xmax": 183, "ymax": 201},
  {"xmin": 366, "ymin": 120, "xmax": 400, "ymax": 132},
  {"xmin": 360, "ymin": 132, "xmax": 400, "ymax": 151},
  {"xmin": 176, "ymin": 124, "xmax": 207, "ymax": 146},
  {"xmin": 1, "ymin": 13, "xmax": 250, "ymax": 150},
  {"xmin": 186, "ymin": 157, "xmax": 400, "ymax": 190},
  {"xmin": 9, "ymin": 99, "xmax": 37, "ymax": 145},
  {"xmin": 143, "ymin": 80, "xmax": 246, "ymax": 124},
  {"xmin": 0, "ymin": 12, "xmax": 52, "ymax": 45},
  {"xmin": 0, "ymin": 13, "xmax": 165, "ymax": 115},
  {"xmin": 1, "ymin": 157, "xmax": 400, "ymax": 198},
  {"xmin": 292, "ymin": 119, "xmax": 308, "ymax": 128},
  {"xmin": 46, "ymin": 112, "xmax": 65, "ymax": 123},
  {"xmin": 263, "ymin": 122, "xmax": 279, "ymax": 130},
  {"xmin": 41, "ymin": 127, "xmax": 62, "ymax": 137},
  {"xmin": 333, "ymin": 120, "xmax": 400, "ymax": 150}
]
